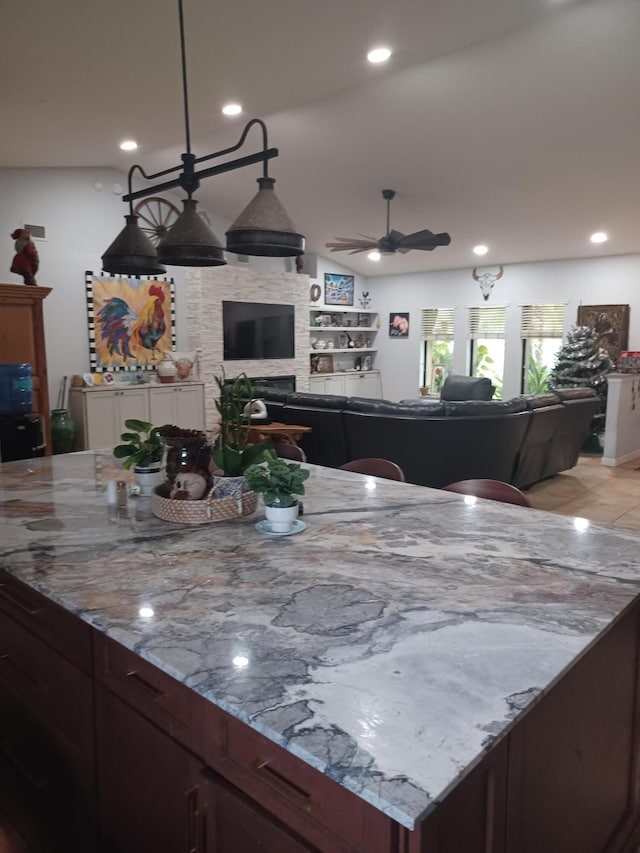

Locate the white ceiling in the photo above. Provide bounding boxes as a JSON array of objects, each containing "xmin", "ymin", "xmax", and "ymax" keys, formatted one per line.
[{"xmin": 1, "ymin": 0, "xmax": 638, "ymax": 275}]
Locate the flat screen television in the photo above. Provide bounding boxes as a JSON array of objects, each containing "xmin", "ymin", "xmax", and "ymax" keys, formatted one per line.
[{"xmin": 222, "ymin": 301, "xmax": 295, "ymax": 360}]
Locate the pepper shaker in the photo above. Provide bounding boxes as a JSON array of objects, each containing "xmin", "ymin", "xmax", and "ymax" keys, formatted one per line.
[{"xmin": 116, "ymin": 480, "xmax": 128, "ymax": 508}]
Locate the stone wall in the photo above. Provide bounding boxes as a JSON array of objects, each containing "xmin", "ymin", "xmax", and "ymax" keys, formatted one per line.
[{"xmin": 186, "ymin": 266, "xmax": 310, "ymax": 431}]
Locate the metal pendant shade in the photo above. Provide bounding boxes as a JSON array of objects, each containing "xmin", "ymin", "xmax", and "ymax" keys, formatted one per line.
[
  {"xmin": 226, "ymin": 177, "xmax": 305, "ymax": 257},
  {"xmin": 157, "ymin": 198, "xmax": 226, "ymax": 267},
  {"xmin": 101, "ymin": 215, "xmax": 167, "ymax": 276}
]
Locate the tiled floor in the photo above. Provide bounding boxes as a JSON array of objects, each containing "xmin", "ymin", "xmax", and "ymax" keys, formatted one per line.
[{"xmin": 527, "ymin": 453, "xmax": 640, "ymax": 530}]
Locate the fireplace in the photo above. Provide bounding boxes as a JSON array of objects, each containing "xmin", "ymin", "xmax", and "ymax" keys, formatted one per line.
[{"xmin": 250, "ymin": 375, "xmax": 296, "ymax": 393}]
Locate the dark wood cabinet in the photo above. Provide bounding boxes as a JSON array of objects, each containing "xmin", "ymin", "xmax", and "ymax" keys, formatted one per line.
[
  {"xmin": 96, "ymin": 686, "xmax": 203, "ymax": 853},
  {"xmin": 199, "ymin": 768, "xmax": 316, "ymax": 852},
  {"xmin": 0, "ymin": 606, "xmax": 96, "ymax": 852},
  {"xmin": 0, "ymin": 284, "xmax": 52, "ymax": 451}
]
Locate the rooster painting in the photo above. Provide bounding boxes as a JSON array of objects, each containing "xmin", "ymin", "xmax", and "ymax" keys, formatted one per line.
[{"xmin": 88, "ymin": 275, "xmax": 174, "ymax": 370}]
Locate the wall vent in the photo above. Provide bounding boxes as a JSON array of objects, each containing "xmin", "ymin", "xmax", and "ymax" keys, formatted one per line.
[{"xmin": 24, "ymin": 224, "xmax": 46, "ymax": 240}]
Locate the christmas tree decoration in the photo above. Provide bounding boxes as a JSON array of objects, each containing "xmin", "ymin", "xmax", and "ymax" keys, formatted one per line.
[{"xmin": 550, "ymin": 325, "xmax": 612, "ymax": 442}]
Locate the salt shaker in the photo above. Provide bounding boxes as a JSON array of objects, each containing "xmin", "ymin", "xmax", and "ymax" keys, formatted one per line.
[{"xmin": 106, "ymin": 480, "xmax": 118, "ymax": 505}]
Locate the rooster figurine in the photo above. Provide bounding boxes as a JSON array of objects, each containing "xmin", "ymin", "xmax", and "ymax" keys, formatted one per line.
[
  {"xmin": 98, "ymin": 283, "xmax": 167, "ymax": 363},
  {"xmin": 10, "ymin": 227, "xmax": 39, "ymax": 285}
]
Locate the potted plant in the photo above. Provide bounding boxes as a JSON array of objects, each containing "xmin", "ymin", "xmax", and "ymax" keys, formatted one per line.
[
  {"xmin": 113, "ymin": 419, "xmax": 164, "ymax": 495},
  {"xmin": 245, "ymin": 455, "xmax": 310, "ymax": 532},
  {"xmin": 211, "ymin": 371, "xmax": 271, "ymax": 494}
]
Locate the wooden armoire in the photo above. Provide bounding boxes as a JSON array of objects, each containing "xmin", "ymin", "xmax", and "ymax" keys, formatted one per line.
[{"xmin": 0, "ymin": 284, "xmax": 52, "ymax": 453}]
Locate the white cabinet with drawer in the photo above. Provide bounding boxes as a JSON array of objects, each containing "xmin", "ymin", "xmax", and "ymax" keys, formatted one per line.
[
  {"xmin": 69, "ymin": 382, "xmax": 205, "ymax": 450},
  {"xmin": 308, "ymin": 371, "xmax": 381, "ymax": 399}
]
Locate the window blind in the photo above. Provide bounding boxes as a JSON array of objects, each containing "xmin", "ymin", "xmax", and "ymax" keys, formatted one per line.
[
  {"xmin": 421, "ymin": 308, "xmax": 455, "ymax": 340},
  {"xmin": 468, "ymin": 306, "xmax": 506, "ymax": 339},
  {"xmin": 521, "ymin": 304, "xmax": 564, "ymax": 337}
]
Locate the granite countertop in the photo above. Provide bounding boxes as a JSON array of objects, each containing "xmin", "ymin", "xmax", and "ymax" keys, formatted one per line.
[{"xmin": 2, "ymin": 452, "xmax": 640, "ymax": 829}]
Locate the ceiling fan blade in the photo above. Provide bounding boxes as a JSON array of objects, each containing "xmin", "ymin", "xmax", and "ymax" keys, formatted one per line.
[
  {"xmin": 325, "ymin": 237, "xmax": 379, "ymax": 253},
  {"xmin": 396, "ymin": 229, "xmax": 452, "ymax": 252}
]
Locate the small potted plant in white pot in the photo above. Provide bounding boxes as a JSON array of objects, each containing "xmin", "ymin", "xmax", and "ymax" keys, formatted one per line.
[
  {"xmin": 113, "ymin": 419, "xmax": 164, "ymax": 495},
  {"xmin": 245, "ymin": 455, "xmax": 310, "ymax": 533}
]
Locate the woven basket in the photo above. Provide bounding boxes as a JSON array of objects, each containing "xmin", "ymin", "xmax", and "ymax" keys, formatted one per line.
[{"xmin": 152, "ymin": 487, "xmax": 258, "ymax": 525}]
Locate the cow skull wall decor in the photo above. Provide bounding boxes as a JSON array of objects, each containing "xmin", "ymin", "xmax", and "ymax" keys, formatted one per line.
[{"xmin": 472, "ymin": 266, "xmax": 504, "ymax": 301}]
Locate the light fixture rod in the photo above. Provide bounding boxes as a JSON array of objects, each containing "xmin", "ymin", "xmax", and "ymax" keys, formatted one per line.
[
  {"xmin": 178, "ymin": 0, "xmax": 192, "ymax": 156},
  {"xmin": 123, "ymin": 147, "xmax": 278, "ymax": 204}
]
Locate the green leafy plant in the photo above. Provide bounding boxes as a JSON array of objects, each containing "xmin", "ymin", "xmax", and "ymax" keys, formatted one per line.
[
  {"xmin": 244, "ymin": 456, "xmax": 310, "ymax": 508},
  {"xmin": 113, "ymin": 419, "xmax": 163, "ymax": 469},
  {"xmin": 474, "ymin": 343, "xmax": 503, "ymax": 399},
  {"xmin": 212, "ymin": 370, "xmax": 272, "ymax": 476},
  {"xmin": 526, "ymin": 357, "xmax": 551, "ymax": 393}
]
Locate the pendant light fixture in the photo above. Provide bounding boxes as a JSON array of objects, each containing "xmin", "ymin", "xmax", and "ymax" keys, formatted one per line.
[{"xmin": 101, "ymin": 0, "xmax": 304, "ymax": 276}]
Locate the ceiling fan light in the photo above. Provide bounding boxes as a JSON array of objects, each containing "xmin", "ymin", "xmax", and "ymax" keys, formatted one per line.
[
  {"xmin": 101, "ymin": 214, "xmax": 167, "ymax": 276},
  {"xmin": 226, "ymin": 177, "xmax": 305, "ymax": 257},
  {"xmin": 368, "ymin": 251, "xmax": 381, "ymax": 261},
  {"xmin": 157, "ymin": 198, "xmax": 226, "ymax": 267}
]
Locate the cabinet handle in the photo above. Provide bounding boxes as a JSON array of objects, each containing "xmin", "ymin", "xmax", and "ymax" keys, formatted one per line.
[
  {"xmin": 0, "ymin": 653, "xmax": 42, "ymax": 692},
  {"xmin": 0, "ymin": 583, "xmax": 41, "ymax": 617},
  {"xmin": 185, "ymin": 786, "xmax": 199, "ymax": 853},
  {"xmin": 0, "ymin": 739, "xmax": 49, "ymax": 791},
  {"xmin": 124, "ymin": 669, "xmax": 167, "ymax": 701},
  {"xmin": 250, "ymin": 758, "xmax": 314, "ymax": 812}
]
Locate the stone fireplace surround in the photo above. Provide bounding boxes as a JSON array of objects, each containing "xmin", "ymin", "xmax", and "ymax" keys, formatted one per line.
[{"xmin": 185, "ymin": 266, "xmax": 309, "ymax": 431}]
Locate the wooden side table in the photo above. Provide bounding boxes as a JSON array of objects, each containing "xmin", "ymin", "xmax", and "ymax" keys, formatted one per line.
[{"xmin": 243, "ymin": 422, "xmax": 312, "ymax": 446}]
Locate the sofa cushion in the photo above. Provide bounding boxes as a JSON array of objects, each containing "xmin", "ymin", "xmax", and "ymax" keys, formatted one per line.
[
  {"xmin": 252, "ymin": 386, "xmax": 291, "ymax": 404},
  {"xmin": 552, "ymin": 387, "xmax": 598, "ymax": 401},
  {"xmin": 285, "ymin": 392, "xmax": 347, "ymax": 409},
  {"xmin": 440, "ymin": 374, "xmax": 494, "ymax": 401},
  {"xmin": 345, "ymin": 397, "xmax": 447, "ymax": 417},
  {"xmin": 518, "ymin": 392, "xmax": 561, "ymax": 410},
  {"xmin": 444, "ymin": 398, "xmax": 528, "ymax": 417}
]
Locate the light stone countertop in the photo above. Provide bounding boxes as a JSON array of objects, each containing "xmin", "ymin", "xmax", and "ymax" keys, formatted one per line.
[{"xmin": 2, "ymin": 451, "xmax": 640, "ymax": 829}]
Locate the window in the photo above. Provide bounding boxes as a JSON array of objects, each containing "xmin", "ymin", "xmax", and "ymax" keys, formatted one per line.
[
  {"xmin": 520, "ymin": 304, "xmax": 564, "ymax": 393},
  {"xmin": 420, "ymin": 308, "xmax": 455, "ymax": 394},
  {"xmin": 468, "ymin": 306, "xmax": 506, "ymax": 399}
]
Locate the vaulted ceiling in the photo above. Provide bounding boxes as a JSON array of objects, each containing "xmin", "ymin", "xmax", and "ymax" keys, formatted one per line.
[{"xmin": 1, "ymin": 0, "xmax": 638, "ymax": 275}]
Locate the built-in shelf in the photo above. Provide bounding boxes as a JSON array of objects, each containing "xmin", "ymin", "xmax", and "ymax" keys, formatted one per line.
[{"xmin": 309, "ymin": 306, "xmax": 380, "ymax": 397}]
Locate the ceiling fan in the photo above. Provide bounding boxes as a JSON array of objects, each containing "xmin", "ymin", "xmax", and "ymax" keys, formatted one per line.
[{"xmin": 325, "ymin": 189, "xmax": 451, "ymax": 255}]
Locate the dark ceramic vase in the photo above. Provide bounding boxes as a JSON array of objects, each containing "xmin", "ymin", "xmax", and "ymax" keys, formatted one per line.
[{"xmin": 51, "ymin": 408, "xmax": 76, "ymax": 454}]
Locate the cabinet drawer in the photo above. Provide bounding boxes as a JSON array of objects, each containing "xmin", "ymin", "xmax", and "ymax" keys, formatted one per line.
[
  {"xmin": 95, "ymin": 634, "xmax": 208, "ymax": 755},
  {"xmin": 0, "ymin": 570, "xmax": 92, "ymax": 673},
  {"xmin": 208, "ymin": 714, "xmax": 395, "ymax": 853}
]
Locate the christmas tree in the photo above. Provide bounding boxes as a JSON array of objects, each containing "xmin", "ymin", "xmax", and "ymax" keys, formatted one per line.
[{"xmin": 549, "ymin": 325, "xmax": 612, "ymax": 437}]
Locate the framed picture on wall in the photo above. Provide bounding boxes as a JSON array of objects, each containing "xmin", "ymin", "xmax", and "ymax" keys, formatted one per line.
[
  {"xmin": 389, "ymin": 312, "xmax": 410, "ymax": 337},
  {"xmin": 312, "ymin": 354, "xmax": 334, "ymax": 374},
  {"xmin": 576, "ymin": 303, "xmax": 629, "ymax": 367},
  {"xmin": 85, "ymin": 271, "xmax": 175, "ymax": 371},
  {"xmin": 324, "ymin": 274, "xmax": 355, "ymax": 306}
]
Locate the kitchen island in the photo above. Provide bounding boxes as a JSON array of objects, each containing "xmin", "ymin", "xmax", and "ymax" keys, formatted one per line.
[{"xmin": 1, "ymin": 451, "xmax": 640, "ymax": 851}]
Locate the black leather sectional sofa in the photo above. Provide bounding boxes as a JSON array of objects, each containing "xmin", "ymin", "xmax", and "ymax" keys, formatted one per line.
[{"xmin": 254, "ymin": 385, "xmax": 599, "ymax": 489}]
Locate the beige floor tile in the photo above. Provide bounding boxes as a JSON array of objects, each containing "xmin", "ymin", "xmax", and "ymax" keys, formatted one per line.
[{"xmin": 612, "ymin": 513, "xmax": 640, "ymax": 531}]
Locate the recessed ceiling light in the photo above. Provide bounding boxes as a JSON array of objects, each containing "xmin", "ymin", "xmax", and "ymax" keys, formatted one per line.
[
  {"xmin": 119, "ymin": 140, "xmax": 138, "ymax": 151},
  {"xmin": 222, "ymin": 103, "xmax": 243, "ymax": 116},
  {"xmin": 590, "ymin": 231, "xmax": 608, "ymax": 244},
  {"xmin": 367, "ymin": 47, "xmax": 392, "ymax": 64},
  {"xmin": 368, "ymin": 250, "xmax": 381, "ymax": 261},
  {"xmin": 473, "ymin": 245, "xmax": 489, "ymax": 256}
]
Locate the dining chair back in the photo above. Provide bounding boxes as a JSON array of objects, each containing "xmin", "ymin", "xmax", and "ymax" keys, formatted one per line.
[
  {"xmin": 443, "ymin": 478, "xmax": 531, "ymax": 507},
  {"xmin": 339, "ymin": 458, "xmax": 406, "ymax": 482},
  {"xmin": 273, "ymin": 443, "xmax": 306, "ymax": 462}
]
